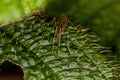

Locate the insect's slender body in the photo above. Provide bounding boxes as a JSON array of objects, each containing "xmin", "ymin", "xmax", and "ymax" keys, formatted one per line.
[{"xmin": 55, "ymin": 15, "xmax": 68, "ymax": 53}]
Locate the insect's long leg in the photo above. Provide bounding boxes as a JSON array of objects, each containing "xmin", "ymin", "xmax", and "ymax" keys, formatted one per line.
[
  {"xmin": 57, "ymin": 30, "xmax": 61, "ymax": 54},
  {"xmin": 66, "ymin": 31, "xmax": 71, "ymax": 55},
  {"xmin": 52, "ymin": 15, "xmax": 68, "ymax": 54},
  {"xmin": 52, "ymin": 17, "xmax": 57, "ymax": 54},
  {"xmin": 56, "ymin": 15, "xmax": 68, "ymax": 54}
]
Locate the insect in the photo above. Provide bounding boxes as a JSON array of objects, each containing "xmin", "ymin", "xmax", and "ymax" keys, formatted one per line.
[
  {"xmin": 55, "ymin": 15, "xmax": 68, "ymax": 39},
  {"xmin": 55, "ymin": 14, "xmax": 68, "ymax": 53}
]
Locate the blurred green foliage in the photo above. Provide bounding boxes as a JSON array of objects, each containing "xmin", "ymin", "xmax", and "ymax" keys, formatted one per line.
[
  {"xmin": 45, "ymin": 0, "xmax": 79, "ymax": 16},
  {"xmin": 0, "ymin": 0, "xmax": 48, "ymax": 24}
]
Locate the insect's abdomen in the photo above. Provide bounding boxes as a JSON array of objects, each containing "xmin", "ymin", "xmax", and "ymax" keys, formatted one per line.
[{"xmin": 56, "ymin": 14, "xmax": 68, "ymax": 38}]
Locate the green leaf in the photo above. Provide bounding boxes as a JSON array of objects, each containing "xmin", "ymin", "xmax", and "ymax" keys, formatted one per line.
[{"xmin": 0, "ymin": 16, "xmax": 113, "ymax": 80}]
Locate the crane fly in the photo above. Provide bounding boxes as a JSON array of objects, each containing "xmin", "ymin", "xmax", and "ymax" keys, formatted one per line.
[
  {"xmin": 55, "ymin": 15, "xmax": 68, "ymax": 39},
  {"xmin": 55, "ymin": 14, "xmax": 68, "ymax": 54}
]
